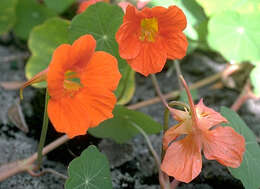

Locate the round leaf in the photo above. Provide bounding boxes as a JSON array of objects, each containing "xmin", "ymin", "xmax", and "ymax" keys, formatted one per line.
[
  {"xmin": 221, "ymin": 107, "xmax": 260, "ymax": 189},
  {"xmin": 25, "ymin": 17, "xmax": 70, "ymax": 87},
  {"xmin": 69, "ymin": 2, "xmax": 135, "ymax": 104},
  {"xmin": 14, "ymin": 0, "xmax": 56, "ymax": 40},
  {"xmin": 0, "ymin": 0, "xmax": 18, "ymax": 35},
  {"xmin": 208, "ymin": 11, "xmax": 260, "ymax": 62},
  {"xmin": 89, "ymin": 105, "xmax": 162, "ymax": 143},
  {"xmin": 66, "ymin": 145, "xmax": 112, "ymax": 189}
]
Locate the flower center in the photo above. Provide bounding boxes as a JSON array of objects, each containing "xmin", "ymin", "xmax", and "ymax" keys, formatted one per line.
[
  {"xmin": 140, "ymin": 17, "xmax": 158, "ymax": 42},
  {"xmin": 63, "ymin": 70, "xmax": 83, "ymax": 97}
]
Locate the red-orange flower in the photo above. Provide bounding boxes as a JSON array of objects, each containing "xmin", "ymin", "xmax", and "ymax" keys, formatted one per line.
[
  {"xmin": 161, "ymin": 76, "xmax": 245, "ymax": 183},
  {"xmin": 77, "ymin": 0, "xmax": 109, "ymax": 14},
  {"xmin": 21, "ymin": 35, "xmax": 121, "ymax": 138},
  {"xmin": 116, "ymin": 5, "xmax": 188, "ymax": 76}
]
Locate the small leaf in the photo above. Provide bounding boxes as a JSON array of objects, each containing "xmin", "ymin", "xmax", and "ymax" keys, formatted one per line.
[
  {"xmin": 89, "ymin": 105, "xmax": 162, "ymax": 143},
  {"xmin": 14, "ymin": 0, "xmax": 56, "ymax": 40},
  {"xmin": 208, "ymin": 11, "xmax": 260, "ymax": 62},
  {"xmin": 0, "ymin": 0, "xmax": 18, "ymax": 35},
  {"xmin": 221, "ymin": 107, "xmax": 260, "ymax": 189},
  {"xmin": 25, "ymin": 17, "xmax": 70, "ymax": 87},
  {"xmin": 44, "ymin": 0, "xmax": 75, "ymax": 13},
  {"xmin": 69, "ymin": 2, "xmax": 135, "ymax": 104},
  {"xmin": 65, "ymin": 145, "xmax": 112, "ymax": 189},
  {"xmin": 250, "ymin": 63, "xmax": 260, "ymax": 96}
]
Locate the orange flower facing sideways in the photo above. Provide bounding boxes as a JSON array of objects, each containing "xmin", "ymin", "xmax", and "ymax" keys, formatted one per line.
[
  {"xmin": 161, "ymin": 76, "xmax": 245, "ymax": 183},
  {"xmin": 116, "ymin": 5, "xmax": 188, "ymax": 76},
  {"xmin": 21, "ymin": 35, "xmax": 121, "ymax": 138},
  {"xmin": 77, "ymin": 0, "xmax": 110, "ymax": 14}
]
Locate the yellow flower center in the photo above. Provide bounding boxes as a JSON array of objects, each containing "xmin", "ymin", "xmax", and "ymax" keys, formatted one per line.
[
  {"xmin": 140, "ymin": 17, "xmax": 158, "ymax": 42},
  {"xmin": 63, "ymin": 70, "xmax": 83, "ymax": 97}
]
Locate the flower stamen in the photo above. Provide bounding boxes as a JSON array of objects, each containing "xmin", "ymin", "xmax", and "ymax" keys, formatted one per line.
[{"xmin": 140, "ymin": 17, "xmax": 158, "ymax": 42}]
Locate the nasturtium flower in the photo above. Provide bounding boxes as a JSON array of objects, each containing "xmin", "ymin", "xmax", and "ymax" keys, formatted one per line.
[
  {"xmin": 22, "ymin": 35, "xmax": 121, "ymax": 138},
  {"xmin": 116, "ymin": 5, "xmax": 188, "ymax": 76},
  {"xmin": 77, "ymin": 0, "xmax": 109, "ymax": 14},
  {"xmin": 161, "ymin": 76, "xmax": 245, "ymax": 183}
]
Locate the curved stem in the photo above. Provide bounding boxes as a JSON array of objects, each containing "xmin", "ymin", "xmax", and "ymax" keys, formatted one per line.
[
  {"xmin": 132, "ymin": 122, "xmax": 170, "ymax": 189},
  {"xmin": 150, "ymin": 74, "xmax": 169, "ymax": 108},
  {"xmin": 37, "ymin": 90, "xmax": 49, "ymax": 168}
]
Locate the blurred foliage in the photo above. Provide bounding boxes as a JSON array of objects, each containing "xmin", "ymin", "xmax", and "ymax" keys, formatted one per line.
[
  {"xmin": 14, "ymin": 0, "xmax": 57, "ymax": 40},
  {"xmin": 0, "ymin": 0, "xmax": 18, "ymax": 35},
  {"xmin": 44, "ymin": 0, "xmax": 75, "ymax": 13}
]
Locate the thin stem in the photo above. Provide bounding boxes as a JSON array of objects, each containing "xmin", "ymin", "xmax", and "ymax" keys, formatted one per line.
[
  {"xmin": 132, "ymin": 122, "xmax": 170, "ymax": 189},
  {"xmin": 128, "ymin": 71, "xmax": 223, "ymax": 110},
  {"xmin": 150, "ymin": 74, "xmax": 168, "ymax": 108},
  {"xmin": 174, "ymin": 60, "xmax": 184, "ymax": 91},
  {"xmin": 27, "ymin": 168, "xmax": 68, "ymax": 180},
  {"xmin": 231, "ymin": 79, "xmax": 258, "ymax": 111},
  {"xmin": 37, "ymin": 90, "xmax": 49, "ymax": 168}
]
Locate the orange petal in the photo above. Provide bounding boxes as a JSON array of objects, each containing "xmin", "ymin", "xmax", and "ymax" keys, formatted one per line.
[
  {"xmin": 162, "ymin": 32, "xmax": 188, "ymax": 59},
  {"xmin": 47, "ymin": 44, "xmax": 71, "ymax": 99},
  {"xmin": 158, "ymin": 6, "xmax": 187, "ymax": 34},
  {"xmin": 142, "ymin": 5, "xmax": 167, "ymax": 17},
  {"xmin": 48, "ymin": 96, "xmax": 90, "ymax": 138},
  {"xmin": 70, "ymin": 34, "xmax": 96, "ymax": 72},
  {"xmin": 161, "ymin": 134, "xmax": 202, "ymax": 183},
  {"xmin": 163, "ymin": 120, "xmax": 192, "ymax": 150},
  {"xmin": 202, "ymin": 126, "xmax": 245, "ymax": 168},
  {"xmin": 77, "ymin": 87, "xmax": 116, "ymax": 126},
  {"xmin": 169, "ymin": 107, "xmax": 190, "ymax": 122},
  {"xmin": 80, "ymin": 51, "xmax": 121, "ymax": 91},
  {"xmin": 127, "ymin": 38, "xmax": 167, "ymax": 76},
  {"xmin": 196, "ymin": 99, "xmax": 228, "ymax": 130},
  {"xmin": 116, "ymin": 5, "xmax": 142, "ymax": 59}
]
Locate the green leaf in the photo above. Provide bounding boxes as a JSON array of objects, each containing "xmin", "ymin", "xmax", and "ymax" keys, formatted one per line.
[
  {"xmin": 250, "ymin": 64, "xmax": 260, "ymax": 96},
  {"xmin": 13, "ymin": 0, "xmax": 56, "ymax": 40},
  {"xmin": 89, "ymin": 105, "xmax": 162, "ymax": 143},
  {"xmin": 0, "ymin": 0, "xmax": 18, "ymax": 35},
  {"xmin": 208, "ymin": 11, "xmax": 260, "ymax": 62},
  {"xmin": 220, "ymin": 107, "xmax": 260, "ymax": 189},
  {"xmin": 196, "ymin": 0, "xmax": 260, "ymax": 16},
  {"xmin": 25, "ymin": 17, "xmax": 70, "ymax": 87},
  {"xmin": 44, "ymin": 0, "xmax": 75, "ymax": 13},
  {"xmin": 65, "ymin": 145, "xmax": 112, "ymax": 189},
  {"xmin": 69, "ymin": 2, "xmax": 135, "ymax": 104}
]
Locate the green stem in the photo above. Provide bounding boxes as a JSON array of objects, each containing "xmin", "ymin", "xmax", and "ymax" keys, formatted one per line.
[{"xmin": 37, "ymin": 90, "xmax": 49, "ymax": 168}]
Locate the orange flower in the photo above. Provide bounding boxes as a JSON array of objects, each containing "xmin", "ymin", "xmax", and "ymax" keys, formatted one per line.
[
  {"xmin": 161, "ymin": 76, "xmax": 245, "ymax": 183},
  {"xmin": 116, "ymin": 5, "xmax": 188, "ymax": 76},
  {"xmin": 77, "ymin": 0, "xmax": 109, "ymax": 14},
  {"xmin": 22, "ymin": 35, "xmax": 121, "ymax": 138}
]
